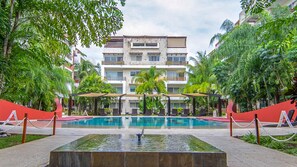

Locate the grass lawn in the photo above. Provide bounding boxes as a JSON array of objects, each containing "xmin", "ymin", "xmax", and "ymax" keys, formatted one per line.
[
  {"xmin": 0, "ymin": 134, "xmax": 47, "ymax": 149},
  {"xmin": 240, "ymin": 133, "xmax": 297, "ymax": 156}
]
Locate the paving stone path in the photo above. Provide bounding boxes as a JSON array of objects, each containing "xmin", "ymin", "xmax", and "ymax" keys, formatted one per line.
[{"xmin": 0, "ymin": 126, "xmax": 296, "ymax": 167}]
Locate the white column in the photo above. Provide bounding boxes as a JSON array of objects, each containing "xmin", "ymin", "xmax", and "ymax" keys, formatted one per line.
[{"xmin": 101, "ymin": 66, "xmax": 105, "ymax": 78}]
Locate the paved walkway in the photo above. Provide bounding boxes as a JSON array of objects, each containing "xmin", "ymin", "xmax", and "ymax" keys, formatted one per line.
[
  {"xmin": 198, "ymin": 136, "xmax": 297, "ymax": 167},
  {"xmin": 0, "ymin": 126, "xmax": 296, "ymax": 167}
]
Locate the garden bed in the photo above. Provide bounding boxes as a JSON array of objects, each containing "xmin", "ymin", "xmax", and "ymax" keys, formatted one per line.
[{"xmin": 239, "ymin": 133, "xmax": 297, "ymax": 156}]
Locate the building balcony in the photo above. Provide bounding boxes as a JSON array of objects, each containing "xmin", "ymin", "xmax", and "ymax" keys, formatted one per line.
[
  {"xmin": 239, "ymin": 10, "xmax": 259, "ymax": 25},
  {"xmin": 102, "ymin": 61, "xmax": 124, "ymax": 65},
  {"xmin": 167, "ymin": 77, "xmax": 186, "ymax": 81},
  {"xmin": 104, "ymin": 76, "xmax": 125, "ymax": 81},
  {"xmin": 166, "ymin": 61, "xmax": 188, "ymax": 65}
]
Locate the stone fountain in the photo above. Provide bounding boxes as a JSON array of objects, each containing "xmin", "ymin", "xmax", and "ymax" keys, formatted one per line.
[{"xmin": 49, "ymin": 134, "xmax": 226, "ymax": 167}]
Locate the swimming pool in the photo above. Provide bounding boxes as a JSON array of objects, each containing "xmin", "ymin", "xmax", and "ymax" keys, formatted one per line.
[{"xmin": 61, "ymin": 116, "xmax": 227, "ymax": 129}]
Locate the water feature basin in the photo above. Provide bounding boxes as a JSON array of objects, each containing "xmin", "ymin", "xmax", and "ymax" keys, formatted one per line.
[{"xmin": 50, "ymin": 134, "xmax": 226, "ymax": 167}]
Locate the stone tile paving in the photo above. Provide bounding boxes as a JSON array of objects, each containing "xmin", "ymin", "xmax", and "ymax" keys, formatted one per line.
[
  {"xmin": 0, "ymin": 126, "xmax": 296, "ymax": 167},
  {"xmin": 198, "ymin": 136, "xmax": 297, "ymax": 167},
  {"xmin": 0, "ymin": 135, "xmax": 83, "ymax": 167}
]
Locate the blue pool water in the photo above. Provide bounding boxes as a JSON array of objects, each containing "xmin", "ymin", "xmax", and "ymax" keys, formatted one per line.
[{"xmin": 61, "ymin": 116, "xmax": 227, "ymax": 129}]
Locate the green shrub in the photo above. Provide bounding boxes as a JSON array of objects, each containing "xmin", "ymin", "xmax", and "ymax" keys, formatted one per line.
[
  {"xmin": 240, "ymin": 133, "xmax": 297, "ymax": 156},
  {"xmin": 241, "ymin": 132, "xmax": 257, "ymax": 144}
]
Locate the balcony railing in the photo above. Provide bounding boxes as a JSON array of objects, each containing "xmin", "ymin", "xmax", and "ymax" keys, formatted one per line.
[
  {"xmin": 166, "ymin": 61, "xmax": 188, "ymax": 65},
  {"xmin": 105, "ymin": 77, "xmax": 125, "ymax": 81},
  {"xmin": 102, "ymin": 61, "xmax": 124, "ymax": 65},
  {"xmin": 167, "ymin": 77, "xmax": 186, "ymax": 81},
  {"xmin": 168, "ymin": 91, "xmax": 180, "ymax": 94}
]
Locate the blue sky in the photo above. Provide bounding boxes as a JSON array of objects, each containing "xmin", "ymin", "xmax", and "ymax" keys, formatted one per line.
[{"xmin": 78, "ymin": 0, "xmax": 242, "ymax": 64}]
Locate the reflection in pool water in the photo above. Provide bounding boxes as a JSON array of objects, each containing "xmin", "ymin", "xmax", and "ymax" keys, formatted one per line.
[{"xmin": 61, "ymin": 116, "xmax": 227, "ymax": 129}]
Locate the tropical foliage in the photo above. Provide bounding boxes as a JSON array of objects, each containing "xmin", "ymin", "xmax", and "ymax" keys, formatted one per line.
[
  {"xmin": 188, "ymin": 5, "xmax": 296, "ymax": 112},
  {"xmin": 184, "ymin": 51, "xmax": 220, "ymax": 113},
  {"xmin": 209, "ymin": 19, "xmax": 235, "ymax": 46},
  {"xmin": 185, "ymin": 51, "xmax": 217, "ymax": 94},
  {"xmin": 75, "ymin": 73, "xmax": 115, "ymax": 113},
  {"xmin": 133, "ymin": 66, "xmax": 167, "ymax": 111},
  {"xmin": 1, "ymin": 53, "xmax": 73, "ymax": 111},
  {"xmin": 76, "ymin": 59, "xmax": 101, "ymax": 81},
  {"xmin": 241, "ymin": 0, "xmax": 276, "ymax": 14},
  {"xmin": 134, "ymin": 66, "xmax": 166, "ymax": 94},
  {"xmin": 0, "ymin": 0, "xmax": 125, "ymax": 110}
]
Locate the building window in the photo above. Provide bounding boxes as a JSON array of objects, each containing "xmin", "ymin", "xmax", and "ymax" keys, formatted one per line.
[
  {"xmin": 166, "ymin": 55, "xmax": 187, "ymax": 65},
  {"xmin": 131, "ymin": 55, "xmax": 142, "ymax": 61},
  {"xmin": 105, "ymin": 56, "xmax": 123, "ymax": 62},
  {"xmin": 146, "ymin": 43, "xmax": 158, "ymax": 47},
  {"xmin": 104, "ymin": 53, "xmax": 123, "ymax": 62},
  {"xmin": 167, "ymin": 87, "xmax": 180, "ymax": 94},
  {"xmin": 131, "ymin": 43, "xmax": 159, "ymax": 48},
  {"xmin": 130, "ymin": 101, "xmax": 139, "ymax": 108},
  {"xmin": 130, "ymin": 85, "xmax": 136, "ymax": 92},
  {"xmin": 110, "ymin": 102, "xmax": 123, "ymax": 108},
  {"xmin": 105, "ymin": 71, "xmax": 123, "ymax": 80},
  {"xmin": 167, "ymin": 71, "xmax": 185, "ymax": 81},
  {"xmin": 115, "ymin": 87, "xmax": 123, "ymax": 94},
  {"xmin": 167, "ymin": 57, "xmax": 186, "ymax": 62},
  {"xmin": 167, "ymin": 53, "xmax": 186, "ymax": 56},
  {"xmin": 149, "ymin": 56, "xmax": 160, "ymax": 61},
  {"xmin": 167, "ymin": 53, "xmax": 186, "ymax": 63},
  {"xmin": 130, "ymin": 71, "xmax": 140, "ymax": 76},
  {"xmin": 132, "ymin": 43, "xmax": 145, "ymax": 47}
]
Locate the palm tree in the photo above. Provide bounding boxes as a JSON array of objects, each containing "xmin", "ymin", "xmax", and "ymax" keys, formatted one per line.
[
  {"xmin": 95, "ymin": 63, "xmax": 101, "ymax": 75},
  {"xmin": 133, "ymin": 66, "xmax": 166, "ymax": 94},
  {"xmin": 133, "ymin": 66, "xmax": 167, "ymax": 111},
  {"xmin": 75, "ymin": 73, "xmax": 115, "ymax": 114},
  {"xmin": 185, "ymin": 51, "xmax": 217, "ymax": 93},
  {"xmin": 77, "ymin": 59, "xmax": 99, "ymax": 80},
  {"xmin": 0, "ymin": 0, "xmax": 125, "ymax": 111},
  {"xmin": 209, "ymin": 6, "xmax": 296, "ymax": 111},
  {"xmin": 209, "ymin": 19, "xmax": 235, "ymax": 46},
  {"xmin": 0, "ymin": 49, "xmax": 73, "ymax": 111},
  {"xmin": 184, "ymin": 51, "xmax": 219, "ymax": 112}
]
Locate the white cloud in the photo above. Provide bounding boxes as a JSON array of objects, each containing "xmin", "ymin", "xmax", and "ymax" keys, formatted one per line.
[
  {"xmin": 77, "ymin": 45, "xmax": 103, "ymax": 64},
  {"xmin": 79, "ymin": 0, "xmax": 242, "ymax": 64}
]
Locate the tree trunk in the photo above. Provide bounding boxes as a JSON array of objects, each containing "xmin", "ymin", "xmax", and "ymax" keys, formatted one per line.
[
  {"xmin": 3, "ymin": 0, "xmax": 20, "ymax": 58},
  {"xmin": 263, "ymin": 77, "xmax": 271, "ymax": 105},
  {"xmin": 275, "ymin": 94, "xmax": 280, "ymax": 104},
  {"xmin": 38, "ymin": 99, "xmax": 42, "ymax": 110},
  {"xmin": 275, "ymin": 87, "xmax": 280, "ymax": 103},
  {"xmin": 0, "ymin": 73, "xmax": 4, "ymax": 95},
  {"xmin": 88, "ymin": 102, "xmax": 92, "ymax": 114}
]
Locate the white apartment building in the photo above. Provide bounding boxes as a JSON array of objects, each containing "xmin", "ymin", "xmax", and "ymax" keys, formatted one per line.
[
  {"xmin": 63, "ymin": 48, "xmax": 87, "ymax": 87},
  {"xmin": 101, "ymin": 35, "xmax": 188, "ymax": 114}
]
